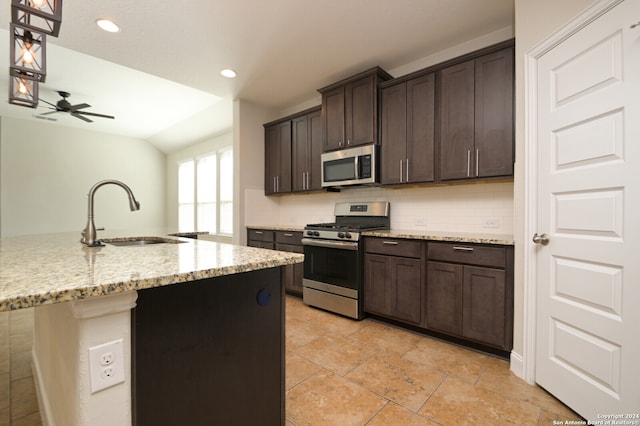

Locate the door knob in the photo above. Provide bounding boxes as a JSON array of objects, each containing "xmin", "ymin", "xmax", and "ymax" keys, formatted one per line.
[{"xmin": 532, "ymin": 233, "xmax": 550, "ymax": 245}]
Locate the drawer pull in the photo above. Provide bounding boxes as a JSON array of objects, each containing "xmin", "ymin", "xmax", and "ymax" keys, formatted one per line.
[
  {"xmin": 453, "ymin": 246, "xmax": 474, "ymax": 252},
  {"xmin": 254, "ymin": 231, "xmax": 263, "ymax": 235},
  {"xmin": 382, "ymin": 241, "xmax": 399, "ymax": 245},
  {"xmin": 284, "ymin": 233, "xmax": 293, "ymax": 237}
]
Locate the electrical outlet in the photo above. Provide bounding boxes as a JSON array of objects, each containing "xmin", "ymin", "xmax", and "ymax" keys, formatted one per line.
[
  {"xmin": 100, "ymin": 352, "xmax": 114, "ymax": 366},
  {"xmin": 89, "ymin": 339, "xmax": 125, "ymax": 393},
  {"xmin": 483, "ymin": 218, "xmax": 501, "ymax": 228}
]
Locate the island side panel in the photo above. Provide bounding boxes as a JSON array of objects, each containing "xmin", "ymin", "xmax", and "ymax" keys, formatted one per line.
[{"xmin": 132, "ymin": 267, "xmax": 284, "ymax": 426}]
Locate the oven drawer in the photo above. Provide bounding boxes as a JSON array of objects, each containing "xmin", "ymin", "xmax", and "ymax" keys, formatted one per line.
[
  {"xmin": 365, "ymin": 237, "xmax": 423, "ymax": 258},
  {"xmin": 427, "ymin": 242, "xmax": 506, "ymax": 268},
  {"xmin": 275, "ymin": 231, "xmax": 303, "ymax": 244},
  {"xmin": 248, "ymin": 229, "xmax": 274, "ymax": 242}
]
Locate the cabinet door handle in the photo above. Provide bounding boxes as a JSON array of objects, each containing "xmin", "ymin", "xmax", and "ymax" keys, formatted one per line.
[
  {"xmin": 284, "ymin": 233, "xmax": 293, "ymax": 237},
  {"xmin": 307, "ymin": 172, "xmax": 310, "ymax": 190},
  {"xmin": 406, "ymin": 158, "xmax": 410, "ymax": 182},
  {"xmin": 399, "ymin": 160, "xmax": 403, "ymax": 182},
  {"xmin": 255, "ymin": 231, "xmax": 263, "ymax": 235},
  {"xmin": 476, "ymin": 148, "xmax": 479, "ymax": 177},
  {"xmin": 453, "ymin": 246, "xmax": 474, "ymax": 252},
  {"xmin": 467, "ymin": 150, "xmax": 471, "ymax": 177},
  {"xmin": 273, "ymin": 177, "xmax": 277, "ymax": 192},
  {"xmin": 382, "ymin": 241, "xmax": 399, "ymax": 245}
]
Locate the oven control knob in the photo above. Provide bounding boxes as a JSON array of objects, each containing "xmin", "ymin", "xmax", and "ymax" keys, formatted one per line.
[
  {"xmin": 338, "ymin": 232, "xmax": 345, "ymax": 239},
  {"xmin": 313, "ymin": 231, "xmax": 320, "ymax": 237},
  {"xmin": 344, "ymin": 232, "xmax": 352, "ymax": 239},
  {"xmin": 306, "ymin": 230, "xmax": 314, "ymax": 236}
]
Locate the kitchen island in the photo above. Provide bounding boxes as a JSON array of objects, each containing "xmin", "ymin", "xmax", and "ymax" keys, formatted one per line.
[{"xmin": 0, "ymin": 231, "xmax": 304, "ymax": 426}]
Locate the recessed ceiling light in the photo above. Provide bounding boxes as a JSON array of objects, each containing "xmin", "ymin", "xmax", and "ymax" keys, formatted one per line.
[
  {"xmin": 96, "ymin": 19, "xmax": 120, "ymax": 33},
  {"xmin": 220, "ymin": 69, "xmax": 237, "ymax": 78}
]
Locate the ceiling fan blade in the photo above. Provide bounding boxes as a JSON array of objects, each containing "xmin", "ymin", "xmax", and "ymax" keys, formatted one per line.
[
  {"xmin": 69, "ymin": 103, "xmax": 91, "ymax": 111},
  {"xmin": 75, "ymin": 111, "xmax": 115, "ymax": 120},
  {"xmin": 40, "ymin": 99, "xmax": 58, "ymax": 108},
  {"xmin": 39, "ymin": 110, "xmax": 59, "ymax": 116},
  {"xmin": 71, "ymin": 112, "xmax": 93, "ymax": 123}
]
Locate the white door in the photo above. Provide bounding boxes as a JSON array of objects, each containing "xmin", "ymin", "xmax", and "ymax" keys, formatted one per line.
[{"xmin": 535, "ymin": 0, "xmax": 640, "ymax": 419}]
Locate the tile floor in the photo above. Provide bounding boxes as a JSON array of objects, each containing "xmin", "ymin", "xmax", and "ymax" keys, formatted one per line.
[
  {"xmin": 0, "ymin": 308, "xmax": 41, "ymax": 426},
  {"xmin": 285, "ymin": 296, "xmax": 583, "ymax": 426},
  {"xmin": 0, "ymin": 296, "xmax": 583, "ymax": 425}
]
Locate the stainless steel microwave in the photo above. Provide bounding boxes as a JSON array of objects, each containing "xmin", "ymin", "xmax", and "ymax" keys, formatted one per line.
[{"xmin": 321, "ymin": 145, "xmax": 378, "ymax": 188}]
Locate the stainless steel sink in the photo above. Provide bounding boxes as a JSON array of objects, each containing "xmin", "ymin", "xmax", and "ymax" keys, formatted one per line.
[{"xmin": 102, "ymin": 237, "xmax": 186, "ymax": 246}]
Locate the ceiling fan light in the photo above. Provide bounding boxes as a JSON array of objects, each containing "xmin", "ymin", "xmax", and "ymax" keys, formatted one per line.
[
  {"xmin": 96, "ymin": 19, "xmax": 120, "ymax": 33},
  {"xmin": 220, "ymin": 69, "xmax": 237, "ymax": 78},
  {"xmin": 8, "ymin": 76, "xmax": 39, "ymax": 108},
  {"xmin": 11, "ymin": 0, "xmax": 62, "ymax": 37}
]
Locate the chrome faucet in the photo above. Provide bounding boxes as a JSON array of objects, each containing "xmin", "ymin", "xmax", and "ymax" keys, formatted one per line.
[{"xmin": 81, "ymin": 179, "xmax": 141, "ymax": 247}]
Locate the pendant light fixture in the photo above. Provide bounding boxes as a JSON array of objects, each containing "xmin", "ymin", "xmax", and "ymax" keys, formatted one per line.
[
  {"xmin": 7, "ymin": 0, "xmax": 63, "ymax": 108},
  {"xmin": 11, "ymin": 0, "xmax": 62, "ymax": 37},
  {"xmin": 8, "ymin": 76, "xmax": 39, "ymax": 108},
  {"xmin": 9, "ymin": 22, "xmax": 47, "ymax": 83}
]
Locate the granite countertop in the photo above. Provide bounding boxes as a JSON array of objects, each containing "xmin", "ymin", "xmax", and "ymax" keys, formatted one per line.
[
  {"xmin": 247, "ymin": 225, "xmax": 305, "ymax": 232},
  {"xmin": 363, "ymin": 229, "xmax": 515, "ymax": 245},
  {"xmin": 0, "ymin": 230, "xmax": 304, "ymax": 312},
  {"xmin": 247, "ymin": 225, "xmax": 514, "ymax": 245}
]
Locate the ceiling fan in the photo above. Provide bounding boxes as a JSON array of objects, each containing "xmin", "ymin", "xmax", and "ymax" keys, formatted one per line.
[{"xmin": 38, "ymin": 91, "xmax": 115, "ymax": 123}]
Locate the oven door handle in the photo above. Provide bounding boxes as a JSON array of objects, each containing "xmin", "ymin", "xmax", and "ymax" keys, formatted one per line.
[{"xmin": 301, "ymin": 238, "xmax": 358, "ymax": 251}]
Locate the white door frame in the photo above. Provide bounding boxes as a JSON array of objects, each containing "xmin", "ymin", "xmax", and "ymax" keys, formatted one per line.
[{"xmin": 521, "ymin": 0, "xmax": 625, "ymax": 385}]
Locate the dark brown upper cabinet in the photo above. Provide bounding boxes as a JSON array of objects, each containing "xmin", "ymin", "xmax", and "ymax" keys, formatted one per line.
[
  {"xmin": 264, "ymin": 120, "xmax": 292, "ymax": 195},
  {"xmin": 438, "ymin": 45, "xmax": 514, "ymax": 181},
  {"xmin": 292, "ymin": 108, "xmax": 323, "ymax": 192},
  {"xmin": 264, "ymin": 106, "xmax": 322, "ymax": 195},
  {"xmin": 380, "ymin": 73, "xmax": 435, "ymax": 185},
  {"xmin": 319, "ymin": 67, "xmax": 392, "ymax": 152}
]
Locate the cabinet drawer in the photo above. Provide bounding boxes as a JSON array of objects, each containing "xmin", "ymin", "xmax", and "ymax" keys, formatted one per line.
[
  {"xmin": 365, "ymin": 238, "xmax": 423, "ymax": 258},
  {"xmin": 248, "ymin": 241, "xmax": 274, "ymax": 250},
  {"xmin": 247, "ymin": 229, "xmax": 274, "ymax": 242},
  {"xmin": 427, "ymin": 242, "xmax": 506, "ymax": 268},
  {"xmin": 275, "ymin": 231, "xmax": 303, "ymax": 245},
  {"xmin": 275, "ymin": 243, "xmax": 303, "ymax": 254}
]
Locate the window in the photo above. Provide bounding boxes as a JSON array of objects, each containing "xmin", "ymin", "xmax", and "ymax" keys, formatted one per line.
[{"xmin": 178, "ymin": 149, "xmax": 233, "ymax": 234}]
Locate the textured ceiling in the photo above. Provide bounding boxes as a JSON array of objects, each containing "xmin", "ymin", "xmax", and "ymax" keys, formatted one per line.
[{"xmin": 0, "ymin": 0, "xmax": 514, "ymax": 153}]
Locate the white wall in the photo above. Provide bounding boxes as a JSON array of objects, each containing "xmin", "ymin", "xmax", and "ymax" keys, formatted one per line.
[
  {"xmin": 252, "ymin": 182, "xmax": 514, "ymax": 235},
  {"xmin": 511, "ymin": 0, "xmax": 593, "ymax": 361},
  {"xmin": 234, "ymin": 99, "xmax": 278, "ymax": 245},
  {"xmin": 0, "ymin": 117, "xmax": 166, "ymax": 237},
  {"xmin": 165, "ymin": 130, "xmax": 233, "ymax": 236}
]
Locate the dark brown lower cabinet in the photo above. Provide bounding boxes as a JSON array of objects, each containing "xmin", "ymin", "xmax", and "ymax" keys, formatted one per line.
[
  {"xmin": 132, "ymin": 267, "xmax": 284, "ymax": 426},
  {"xmin": 427, "ymin": 261, "xmax": 507, "ymax": 348},
  {"xmin": 427, "ymin": 242, "xmax": 513, "ymax": 351},
  {"xmin": 364, "ymin": 238, "xmax": 424, "ymax": 325},
  {"xmin": 425, "ymin": 261, "xmax": 463, "ymax": 336},
  {"xmin": 462, "ymin": 266, "xmax": 506, "ymax": 348},
  {"xmin": 364, "ymin": 237, "xmax": 514, "ymax": 354},
  {"xmin": 276, "ymin": 242, "xmax": 304, "ymax": 295},
  {"xmin": 247, "ymin": 228, "xmax": 304, "ymax": 296}
]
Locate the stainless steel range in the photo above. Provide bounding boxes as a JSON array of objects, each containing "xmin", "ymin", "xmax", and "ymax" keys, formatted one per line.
[{"xmin": 302, "ymin": 201, "xmax": 390, "ymax": 319}]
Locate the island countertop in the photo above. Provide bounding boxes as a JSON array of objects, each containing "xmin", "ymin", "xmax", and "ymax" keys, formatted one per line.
[{"xmin": 0, "ymin": 230, "xmax": 304, "ymax": 312}]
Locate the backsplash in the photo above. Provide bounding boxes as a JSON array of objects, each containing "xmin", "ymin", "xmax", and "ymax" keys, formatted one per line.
[{"xmin": 246, "ymin": 181, "xmax": 514, "ymax": 235}]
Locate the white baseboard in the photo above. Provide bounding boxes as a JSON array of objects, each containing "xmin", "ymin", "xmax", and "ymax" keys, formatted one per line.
[
  {"xmin": 31, "ymin": 348, "xmax": 54, "ymax": 426},
  {"xmin": 510, "ymin": 350, "xmax": 525, "ymax": 380}
]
